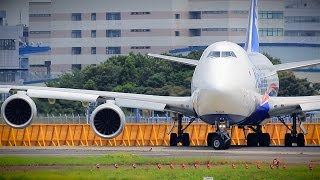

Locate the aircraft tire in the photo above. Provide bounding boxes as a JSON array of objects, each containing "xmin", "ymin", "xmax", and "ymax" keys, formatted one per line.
[
  {"xmin": 207, "ymin": 133, "xmax": 215, "ymax": 147},
  {"xmin": 182, "ymin": 133, "xmax": 190, "ymax": 146},
  {"xmin": 170, "ymin": 133, "xmax": 178, "ymax": 146},
  {"xmin": 247, "ymin": 133, "xmax": 258, "ymax": 147},
  {"xmin": 212, "ymin": 135, "xmax": 225, "ymax": 150},
  {"xmin": 284, "ymin": 133, "xmax": 292, "ymax": 147},
  {"xmin": 224, "ymin": 138, "xmax": 231, "ymax": 149},
  {"xmin": 297, "ymin": 133, "xmax": 305, "ymax": 147},
  {"xmin": 259, "ymin": 133, "xmax": 270, "ymax": 147}
]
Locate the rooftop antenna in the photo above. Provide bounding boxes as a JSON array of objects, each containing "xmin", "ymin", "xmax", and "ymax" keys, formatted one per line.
[{"xmin": 19, "ymin": 9, "xmax": 22, "ymax": 25}]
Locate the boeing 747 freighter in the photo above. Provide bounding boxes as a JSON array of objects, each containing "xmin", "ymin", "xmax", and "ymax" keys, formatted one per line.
[{"xmin": 1, "ymin": 0, "xmax": 320, "ymax": 149}]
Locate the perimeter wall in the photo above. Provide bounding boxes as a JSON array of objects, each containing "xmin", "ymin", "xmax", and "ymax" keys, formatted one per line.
[{"xmin": 0, "ymin": 123, "xmax": 319, "ymax": 146}]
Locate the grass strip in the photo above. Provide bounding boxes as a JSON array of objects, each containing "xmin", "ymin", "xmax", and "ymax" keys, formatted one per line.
[
  {"xmin": 0, "ymin": 153, "xmax": 242, "ymax": 166},
  {"xmin": 1, "ymin": 165, "xmax": 319, "ymax": 180},
  {"xmin": 0, "ymin": 154, "xmax": 319, "ymax": 180}
]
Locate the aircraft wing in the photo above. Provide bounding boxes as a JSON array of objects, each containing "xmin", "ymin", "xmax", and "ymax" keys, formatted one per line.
[
  {"xmin": 274, "ymin": 59, "xmax": 320, "ymax": 72},
  {"xmin": 268, "ymin": 95, "xmax": 320, "ymax": 117},
  {"xmin": 0, "ymin": 85, "xmax": 194, "ymax": 116},
  {"xmin": 148, "ymin": 53, "xmax": 199, "ymax": 66}
]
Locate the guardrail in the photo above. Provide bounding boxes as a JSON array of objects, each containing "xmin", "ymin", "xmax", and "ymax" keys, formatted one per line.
[{"xmin": 0, "ymin": 123, "xmax": 319, "ymax": 147}]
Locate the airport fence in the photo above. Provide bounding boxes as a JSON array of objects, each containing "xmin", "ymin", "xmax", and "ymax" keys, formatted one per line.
[
  {"xmin": 1, "ymin": 123, "xmax": 319, "ymax": 146},
  {"xmin": 1, "ymin": 113, "xmax": 320, "ymax": 124}
]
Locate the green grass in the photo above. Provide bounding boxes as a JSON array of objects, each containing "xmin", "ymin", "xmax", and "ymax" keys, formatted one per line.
[
  {"xmin": 0, "ymin": 154, "xmax": 319, "ymax": 180},
  {"xmin": 0, "ymin": 154, "xmax": 232, "ymax": 166},
  {"xmin": 1, "ymin": 165, "xmax": 319, "ymax": 180}
]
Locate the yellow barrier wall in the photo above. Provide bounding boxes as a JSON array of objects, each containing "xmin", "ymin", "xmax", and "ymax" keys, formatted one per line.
[{"xmin": 0, "ymin": 123, "xmax": 319, "ymax": 146}]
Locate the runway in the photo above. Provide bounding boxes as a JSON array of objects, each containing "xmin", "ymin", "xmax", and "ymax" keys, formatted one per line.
[{"xmin": 1, "ymin": 146, "xmax": 319, "ymax": 164}]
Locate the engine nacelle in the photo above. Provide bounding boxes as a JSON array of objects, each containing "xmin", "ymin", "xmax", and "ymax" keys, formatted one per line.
[
  {"xmin": 1, "ymin": 93, "xmax": 37, "ymax": 129},
  {"xmin": 90, "ymin": 102, "xmax": 125, "ymax": 139}
]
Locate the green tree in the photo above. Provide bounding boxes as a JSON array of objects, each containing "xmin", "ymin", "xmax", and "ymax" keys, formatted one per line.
[
  {"xmin": 186, "ymin": 50, "xmax": 203, "ymax": 60},
  {"xmin": 278, "ymin": 71, "xmax": 315, "ymax": 96},
  {"xmin": 264, "ymin": 53, "xmax": 281, "ymax": 65},
  {"xmin": 313, "ymin": 83, "xmax": 320, "ymax": 94},
  {"xmin": 83, "ymin": 79, "xmax": 97, "ymax": 90},
  {"xmin": 112, "ymin": 83, "xmax": 138, "ymax": 93}
]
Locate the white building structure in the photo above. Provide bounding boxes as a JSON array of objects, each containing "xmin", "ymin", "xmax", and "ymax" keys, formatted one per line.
[{"xmin": 0, "ymin": 0, "xmax": 319, "ymax": 78}]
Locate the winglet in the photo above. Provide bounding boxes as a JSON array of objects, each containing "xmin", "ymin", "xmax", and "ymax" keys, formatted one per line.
[{"xmin": 244, "ymin": 0, "xmax": 259, "ymax": 53}]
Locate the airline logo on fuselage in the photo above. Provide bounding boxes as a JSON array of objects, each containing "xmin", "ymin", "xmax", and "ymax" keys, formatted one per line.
[
  {"xmin": 267, "ymin": 83, "xmax": 279, "ymax": 97},
  {"xmin": 261, "ymin": 94, "xmax": 270, "ymax": 105},
  {"xmin": 261, "ymin": 83, "xmax": 278, "ymax": 105}
]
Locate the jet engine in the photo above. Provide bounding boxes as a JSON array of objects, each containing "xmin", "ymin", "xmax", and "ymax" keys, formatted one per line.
[
  {"xmin": 90, "ymin": 102, "xmax": 125, "ymax": 139},
  {"xmin": 1, "ymin": 93, "xmax": 37, "ymax": 129}
]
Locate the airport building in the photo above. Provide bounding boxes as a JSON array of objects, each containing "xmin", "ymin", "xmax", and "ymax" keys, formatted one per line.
[
  {"xmin": 0, "ymin": 9, "xmax": 30, "ymax": 85},
  {"xmin": 0, "ymin": 0, "xmax": 319, "ymax": 79},
  {"xmin": 0, "ymin": 9, "xmax": 51, "ymax": 85}
]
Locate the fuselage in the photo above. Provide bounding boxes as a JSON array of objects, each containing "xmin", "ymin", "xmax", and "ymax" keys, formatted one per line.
[{"xmin": 191, "ymin": 41, "xmax": 279, "ymax": 125}]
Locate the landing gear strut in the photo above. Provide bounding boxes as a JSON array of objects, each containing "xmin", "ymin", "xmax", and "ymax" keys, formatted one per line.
[
  {"xmin": 246, "ymin": 125, "xmax": 270, "ymax": 147},
  {"xmin": 279, "ymin": 114, "xmax": 305, "ymax": 147},
  {"xmin": 169, "ymin": 114, "xmax": 191, "ymax": 146},
  {"xmin": 207, "ymin": 118, "xmax": 231, "ymax": 150}
]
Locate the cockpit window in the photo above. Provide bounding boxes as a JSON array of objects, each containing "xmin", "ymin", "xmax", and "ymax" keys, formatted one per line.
[
  {"xmin": 221, "ymin": 51, "xmax": 236, "ymax": 57},
  {"xmin": 207, "ymin": 51, "xmax": 220, "ymax": 58},
  {"xmin": 207, "ymin": 51, "xmax": 237, "ymax": 58}
]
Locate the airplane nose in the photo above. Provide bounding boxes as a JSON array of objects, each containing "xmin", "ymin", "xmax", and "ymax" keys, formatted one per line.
[
  {"xmin": 191, "ymin": 59, "xmax": 257, "ymax": 120},
  {"xmin": 194, "ymin": 87, "xmax": 255, "ymax": 121},
  {"xmin": 210, "ymin": 81, "xmax": 231, "ymax": 93},
  {"xmin": 205, "ymin": 76, "xmax": 237, "ymax": 94},
  {"xmin": 196, "ymin": 59, "xmax": 255, "ymax": 92}
]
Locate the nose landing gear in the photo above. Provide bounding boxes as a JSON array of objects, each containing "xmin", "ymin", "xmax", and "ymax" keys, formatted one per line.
[{"xmin": 207, "ymin": 118, "xmax": 231, "ymax": 150}]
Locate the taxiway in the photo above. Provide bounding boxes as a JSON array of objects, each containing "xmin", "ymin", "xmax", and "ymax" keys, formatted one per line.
[{"xmin": 0, "ymin": 146, "xmax": 319, "ymax": 164}]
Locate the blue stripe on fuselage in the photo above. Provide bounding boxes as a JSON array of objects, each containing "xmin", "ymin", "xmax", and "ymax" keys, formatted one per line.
[{"xmin": 239, "ymin": 102, "xmax": 270, "ymax": 125}]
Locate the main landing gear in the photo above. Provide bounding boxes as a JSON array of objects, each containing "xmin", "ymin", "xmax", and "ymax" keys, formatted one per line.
[
  {"xmin": 245, "ymin": 125, "xmax": 270, "ymax": 147},
  {"xmin": 207, "ymin": 118, "xmax": 231, "ymax": 150},
  {"xmin": 169, "ymin": 114, "xmax": 194, "ymax": 146},
  {"xmin": 279, "ymin": 114, "xmax": 306, "ymax": 147}
]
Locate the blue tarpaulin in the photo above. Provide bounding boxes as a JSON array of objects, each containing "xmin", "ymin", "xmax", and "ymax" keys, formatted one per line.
[{"xmin": 19, "ymin": 46, "xmax": 50, "ymax": 55}]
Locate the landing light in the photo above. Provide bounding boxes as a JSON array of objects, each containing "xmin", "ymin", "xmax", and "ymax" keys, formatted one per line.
[
  {"xmin": 48, "ymin": 98, "xmax": 56, "ymax": 105},
  {"xmin": 219, "ymin": 124, "xmax": 226, "ymax": 129},
  {"xmin": 82, "ymin": 101, "xmax": 89, "ymax": 107}
]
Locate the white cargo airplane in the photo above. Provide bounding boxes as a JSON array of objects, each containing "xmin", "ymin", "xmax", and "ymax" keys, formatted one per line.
[{"xmin": 1, "ymin": 0, "xmax": 320, "ymax": 149}]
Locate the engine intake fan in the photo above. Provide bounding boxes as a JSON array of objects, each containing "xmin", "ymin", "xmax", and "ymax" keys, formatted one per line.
[
  {"xmin": 90, "ymin": 102, "xmax": 125, "ymax": 139},
  {"xmin": 1, "ymin": 93, "xmax": 37, "ymax": 129}
]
